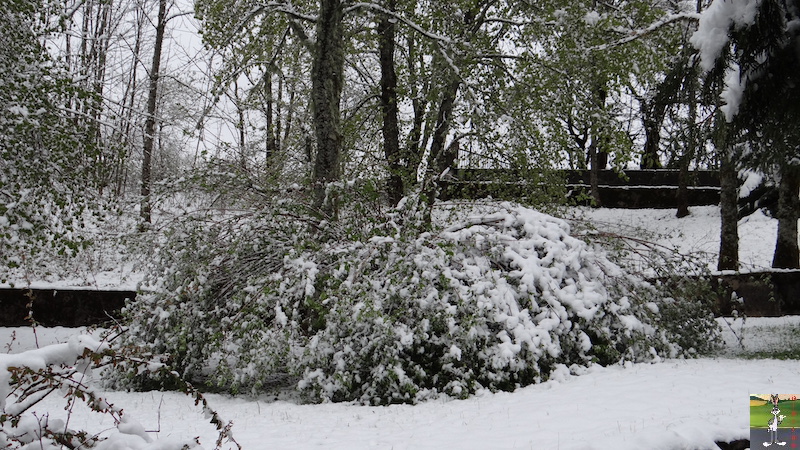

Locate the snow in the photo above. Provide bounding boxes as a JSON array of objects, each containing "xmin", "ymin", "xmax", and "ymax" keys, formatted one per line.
[
  {"xmin": 0, "ymin": 247, "xmax": 142, "ymax": 291},
  {"xmin": 583, "ymin": 10, "xmax": 602, "ymax": 26},
  {"xmin": 2, "ymin": 201, "xmax": 789, "ymax": 291},
  {"xmin": 0, "ymin": 204, "xmax": 796, "ymax": 448},
  {"xmin": 568, "ymin": 205, "xmax": 781, "ymax": 273},
  {"xmin": 739, "ymin": 170, "xmax": 764, "ymax": 199},
  {"xmin": 690, "ymin": 0, "xmax": 773, "ymax": 122},
  {"xmin": 720, "ymin": 63, "xmax": 746, "ymax": 121},
  {"xmin": 0, "ymin": 322, "xmax": 796, "ymax": 449},
  {"xmin": 691, "ymin": 0, "xmax": 762, "ymax": 72}
]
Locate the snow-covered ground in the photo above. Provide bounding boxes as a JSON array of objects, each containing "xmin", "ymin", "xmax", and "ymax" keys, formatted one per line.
[
  {"xmin": 568, "ymin": 205, "xmax": 779, "ymax": 273},
  {"xmin": 1, "ymin": 317, "xmax": 797, "ymax": 450},
  {"xmin": 0, "ymin": 204, "xmax": 796, "ymax": 449}
]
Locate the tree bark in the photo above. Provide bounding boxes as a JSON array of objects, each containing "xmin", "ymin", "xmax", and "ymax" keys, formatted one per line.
[
  {"xmin": 717, "ymin": 137, "xmax": 739, "ymax": 271},
  {"xmin": 419, "ymin": 76, "xmax": 460, "ymax": 226},
  {"xmin": 677, "ymin": 59, "xmax": 699, "ymax": 218},
  {"xmin": 230, "ymin": 80, "xmax": 247, "ymax": 171},
  {"xmin": 638, "ymin": 64, "xmax": 682, "ymax": 170},
  {"xmin": 114, "ymin": 7, "xmax": 144, "ymax": 197},
  {"xmin": 427, "ymin": 79, "xmax": 460, "ymax": 178},
  {"xmin": 676, "ymin": 156, "xmax": 691, "ymax": 218},
  {"xmin": 311, "ymin": 0, "xmax": 345, "ymax": 218},
  {"xmin": 640, "ymin": 96, "xmax": 666, "ymax": 169},
  {"xmin": 405, "ymin": 33, "xmax": 427, "ymax": 190},
  {"xmin": 588, "ymin": 140, "xmax": 602, "ymax": 207},
  {"xmin": 265, "ymin": 73, "xmax": 276, "ymax": 159},
  {"xmin": 140, "ymin": 0, "xmax": 166, "ymax": 227},
  {"xmin": 91, "ymin": 0, "xmax": 111, "ymax": 188},
  {"xmin": 772, "ymin": 165, "xmax": 800, "ymax": 269},
  {"xmin": 378, "ymin": 0, "xmax": 403, "ymax": 206},
  {"xmin": 588, "ymin": 80, "xmax": 607, "ymax": 207}
]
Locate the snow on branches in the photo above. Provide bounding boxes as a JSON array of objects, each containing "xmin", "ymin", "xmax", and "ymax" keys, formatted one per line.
[
  {"xmin": 123, "ymin": 200, "xmax": 719, "ymax": 405},
  {"xmin": 690, "ymin": 0, "xmax": 761, "ymax": 72},
  {"xmin": 0, "ymin": 334, "xmax": 239, "ymax": 449}
]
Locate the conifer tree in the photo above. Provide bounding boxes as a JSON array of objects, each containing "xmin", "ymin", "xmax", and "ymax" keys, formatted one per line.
[
  {"xmin": 732, "ymin": 0, "xmax": 800, "ymax": 268},
  {"xmin": 695, "ymin": 0, "xmax": 800, "ymax": 269},
  {"xmin": 729, "ymin": 0, "xmax": 800, "ymax": 269}
]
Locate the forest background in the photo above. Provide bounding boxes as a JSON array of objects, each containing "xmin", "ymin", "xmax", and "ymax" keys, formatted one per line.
[
  {"xmin": 2, "ymin": 0, "xmax": 798, "ymax": 276},
  {"xmin": 1, "ymin": 0, "xmax": 799, "ymax": 413}
]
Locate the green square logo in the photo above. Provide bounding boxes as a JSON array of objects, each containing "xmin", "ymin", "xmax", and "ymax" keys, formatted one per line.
[{"xmin": 751, "ymin": 394, "xmax": 800, "ymax": 448}]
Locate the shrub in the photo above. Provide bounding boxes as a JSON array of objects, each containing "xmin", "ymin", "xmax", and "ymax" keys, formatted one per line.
[
  {"xmin": 295, "ymin": 204, "xmax": 719, "ymax": 404},
  {"xmin": 117, "ymin": 204, "xmax": 310, "ymax": 393},
  {"xmin": 120, "ymin": 199, "xmax": 720, "ymax": 404}
]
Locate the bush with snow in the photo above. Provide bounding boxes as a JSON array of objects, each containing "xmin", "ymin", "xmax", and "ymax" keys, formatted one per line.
[
  {"xmin": 120, "ymin": 198, "xmax": 720, "ymax": 404},
  {"xmin": 295, "ymin": 204, "xmax": 720, "ymax": 404},
  {"xmin": 116, "ymin": 199, "xmax": 315, "ymax": 393}
]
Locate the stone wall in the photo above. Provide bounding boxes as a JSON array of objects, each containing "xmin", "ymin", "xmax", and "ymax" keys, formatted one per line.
[
  {"xmin": 0, "ymin": 269, "xmax": 794, "ymax": 327},
  {"xmin": 0, "ymin": 288, "xmax": 133, "ymax": 327},
  {"xmin": 443, "ymin": 169, "xmax": 721, "ymax": 208},
  {"xmin": 713, "ymin": 271, "xmax": 800, "ymax": 317}
]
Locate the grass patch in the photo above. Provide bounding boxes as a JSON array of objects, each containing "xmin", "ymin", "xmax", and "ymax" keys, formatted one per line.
[{"xmin": 738, "ymin": 349, "xmax": 800, "ymax": 360}]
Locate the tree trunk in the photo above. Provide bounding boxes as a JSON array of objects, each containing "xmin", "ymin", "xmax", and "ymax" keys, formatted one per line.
[
  {"xmin": 675, "ymin": 109, "xmax": 694, "ymax": 218},
  {"xmin": 405, "ymin": 33, "xmax": 428, "ymax": 190},
  {"xmin": 140, "ymin": 0, "xmax": 166, "ymax": 227},
  {"xmin": 640, "ymin": 44, "xmax": 698, "ymax": 171},
  {"xmin": 378, "ymin": 0, "xmax": 403, "ymax": 206},
  {"xmin": 677, "ymin": 60, "xmax": 699, "ymax": 218},
  {"xmin": 420, "ymin": 77, "xmax": 460, "ymax": 226},
  {"xmin": 640, "ymin": 104, "xmax": 665, "ymax": 170},
  {"xmin": 311, "ymin": 0, "xmax": 345, "ymax": 218},
  {"xmin": 283, "ymin": 75, "xmax": 296, "ymax": 149},
  {"xmin": 717, "ymin": 137, "xmax": 739, "ymax": 271},
  {"xmin": 232, "ymin": 80, "xmax": 247, "ymax": 171},
  {"xmin": 596, "ymin": 148, "xmax": 608, "ymax": 170},
  {"xmin": 114, "ymin": 7, "xmax": 144, "ymax": 197},
  {"xmin": 676, "ymin": 157, "xmax": 690, "ymax": 218},
  {"xmin": 588, "ymin": 78, "xmax": 607, "ymax": 207},
  {"xmin": 772, "ymin": 165, "xmax": 800, "ymax": 269},
  {"xmin": 588, "ymin": 140, "xmax": 602, "ymax": 207},
  {"xmin": 265, "ymin": 73, "xmax": 280, "ymax": 160},
  {"xmin": 427, "ymin": 79, "xmax": 460, "ymax": 178},
  {"xmin": 91, "ymin": 0, "xmax": 111, "ymax": 188},
  {"xmin": 639, "ymin": 79, "xmax": 671, "ymax": 170}
]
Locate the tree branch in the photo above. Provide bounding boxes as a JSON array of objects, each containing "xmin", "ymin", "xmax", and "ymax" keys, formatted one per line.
[
  {"xmin": 256, "ymin": 1, "xmax": 317, "ymax": 22},
  {"xmin": 345, "ymin": 3, "xmax": 451, "ymax": 44},
  {"xmin": 588, "ymin": 12, "xmax": 700, "ymax": 52}
]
